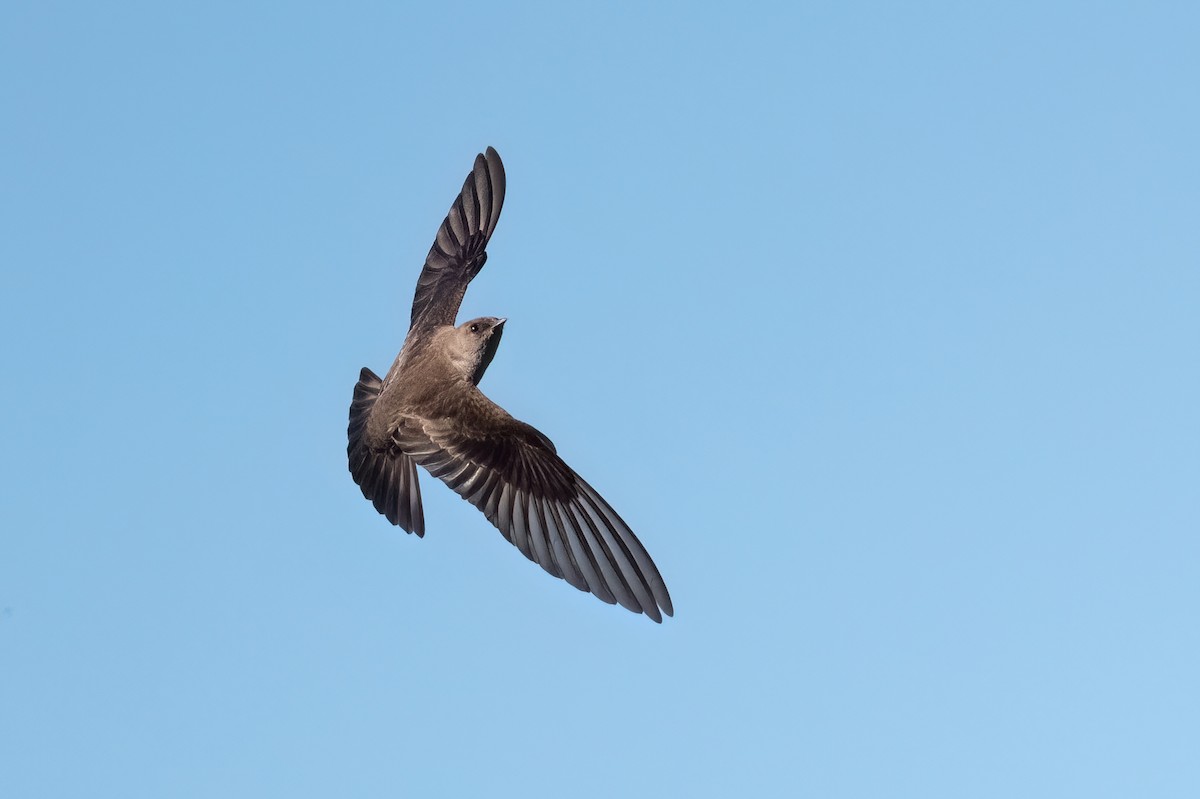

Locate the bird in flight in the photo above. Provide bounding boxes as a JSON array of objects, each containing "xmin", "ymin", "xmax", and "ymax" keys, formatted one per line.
[{"xmin": 347, "ymin": 147, "xmax": 673, "ymax": 622}]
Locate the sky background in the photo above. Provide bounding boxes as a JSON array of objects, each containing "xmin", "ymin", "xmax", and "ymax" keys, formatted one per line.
[{"xmin": 2, "ymin": 2, "xmax": 1198, "ymax": 796}]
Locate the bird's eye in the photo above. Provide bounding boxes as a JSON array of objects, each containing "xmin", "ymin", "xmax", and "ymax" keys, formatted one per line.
[{"xmin": 469, "ymin": 323, "xmax": 479, "ymax": 333}]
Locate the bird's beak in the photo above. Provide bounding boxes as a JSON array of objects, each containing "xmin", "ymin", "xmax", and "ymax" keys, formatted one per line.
[{"xmin": 495, "ymin": 318, "xmax": 507, "ymax": 329}]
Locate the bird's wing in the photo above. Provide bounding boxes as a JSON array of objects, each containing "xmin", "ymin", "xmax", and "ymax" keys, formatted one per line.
[
  {"xmin": 347, "ymin": 368, "xmax": 425, "ymax": 536},
  {"xmin": 393, "ymin": 400, "xmax": 673, "ymax": 622},
  {"xmin": 409, "ymin": 147, "xmax": 506, "ymax": 330}
]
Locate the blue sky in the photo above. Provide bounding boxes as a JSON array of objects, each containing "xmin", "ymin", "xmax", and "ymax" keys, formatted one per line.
[{"xmin": 2, "ymin": 1, "xmax": 1198, "ymax": 796}]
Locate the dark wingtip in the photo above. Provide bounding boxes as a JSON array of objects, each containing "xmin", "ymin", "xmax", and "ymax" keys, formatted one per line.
[
  {"xmin": 658, "ymin": 589, "xmax": 675, "ymax": 619},
  {"xmin": 484, "ymin": 148, "xmax": 505, "ymax": 236}
]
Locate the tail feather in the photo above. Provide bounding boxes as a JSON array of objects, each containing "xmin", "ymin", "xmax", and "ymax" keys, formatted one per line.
[{"xmin": 348, "ymin": 367, "xmax": 425, "ymax": 536}]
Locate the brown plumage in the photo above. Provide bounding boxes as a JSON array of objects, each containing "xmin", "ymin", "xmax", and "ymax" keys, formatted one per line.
[{"xmin": 347, "ymin": 148, "xmax": 673, "ymax": 622}]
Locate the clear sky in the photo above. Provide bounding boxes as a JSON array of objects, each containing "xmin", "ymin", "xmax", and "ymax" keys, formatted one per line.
[{"xmin": 2, "ymin": 2, "xmax": 1198, "ymax": 797}]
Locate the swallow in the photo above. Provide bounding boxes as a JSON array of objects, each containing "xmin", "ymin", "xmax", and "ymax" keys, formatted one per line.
[{"xmin": 348, "ymin": 147, "xmax": 673, "ymax": 622}]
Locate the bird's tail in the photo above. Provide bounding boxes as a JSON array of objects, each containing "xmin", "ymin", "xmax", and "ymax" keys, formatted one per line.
[{"xmin": 348, "ymin": 367, "xmax": 425, "ymax": 536}]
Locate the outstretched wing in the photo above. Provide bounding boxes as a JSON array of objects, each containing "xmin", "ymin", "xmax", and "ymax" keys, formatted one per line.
[
  {"xmin": 409, "ymin": 147, "xmax": 506, "ymax": 330},
  {"xmin": 394, "ymin": 403, "xmax": 673, "ymax": 622}
]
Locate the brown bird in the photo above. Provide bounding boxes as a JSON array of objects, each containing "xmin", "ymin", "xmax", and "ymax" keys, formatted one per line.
[{"xmin": 347, "ymin": 147, "xmax": 673, "ymax": 622}]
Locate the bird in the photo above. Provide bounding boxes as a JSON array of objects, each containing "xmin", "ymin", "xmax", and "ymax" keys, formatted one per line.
[{"xmin": 347, "ymin": 147, "xmax": 673, "ymax": 622}]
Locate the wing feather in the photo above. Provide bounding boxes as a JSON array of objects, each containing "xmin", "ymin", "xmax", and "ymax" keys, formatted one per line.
[
  {"xmin": 393, "ymin": 401, "xmax": 672, "ymax": 621},
  {"xmin": 410, "ymin": 147, "xmax": 506, "ymax": 330}
]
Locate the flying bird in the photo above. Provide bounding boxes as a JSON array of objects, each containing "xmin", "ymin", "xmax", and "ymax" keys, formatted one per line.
[{"xmin": 347, "ymin": 147, "xmax": 673, "ymax": 622}]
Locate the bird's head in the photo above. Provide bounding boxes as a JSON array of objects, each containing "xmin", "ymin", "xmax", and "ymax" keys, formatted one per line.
[{"xmin": 450, "ymin": 316, "xmax": 506, "ymax": 385}]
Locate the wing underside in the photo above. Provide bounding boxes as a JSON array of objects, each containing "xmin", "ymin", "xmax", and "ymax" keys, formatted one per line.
[
  {"xmin": 395, "ymin": 410, "xmax": 673, "ymax": 622},
  {"xmin": 409, "ymin": 147, "xmax": 506, "ymax": 330}
]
